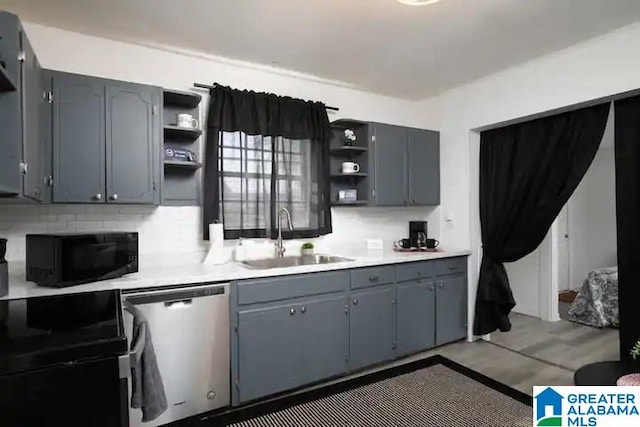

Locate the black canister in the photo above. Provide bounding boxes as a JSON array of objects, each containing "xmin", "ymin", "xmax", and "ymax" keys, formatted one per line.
[{"xmin": 0, "ymin": 238, "xmax": 7, "ymax": 297}]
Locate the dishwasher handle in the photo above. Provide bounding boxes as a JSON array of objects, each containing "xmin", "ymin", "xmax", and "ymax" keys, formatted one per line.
[
  {"xmin": 124, "ymin": 284, "xmax": 226, "ymax": 306},
  {"xmin": 164, "ymin": 299, "xmax": 193, "ymax": 309}
]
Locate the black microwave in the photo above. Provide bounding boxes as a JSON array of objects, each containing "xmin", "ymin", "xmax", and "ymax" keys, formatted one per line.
[{"xmin": 26, "ymin": 232, "xmax": 138, "ymax": 288}]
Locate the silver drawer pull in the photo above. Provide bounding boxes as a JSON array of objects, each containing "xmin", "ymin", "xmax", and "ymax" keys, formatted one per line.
[
  {"xmin": 290, "ymin": 308, "xmax": 296, "ymax": 315},
  {"xmin": 301, "ymin": 306, "xmax": 307, "ymax": 314},
  {"xmin": 448, "ymin": 265, "xmax": 456, "ymax": 270},
  {"xmin": 353, "ymin": 298, "xmax": 359, "ymax": 305},
  {"xmin": 368, "ymin": 276, "xmax": 380, "ymax": 282},
  {"xmin": 438, "ymin": 283, "xmax": 444, "ymax": 289}
]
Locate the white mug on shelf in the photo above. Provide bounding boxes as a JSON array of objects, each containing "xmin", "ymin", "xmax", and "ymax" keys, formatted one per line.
[
  {"xmin": 341, "ymin": 161, "xmax": 360, "ymax": 174},
  {"xmin": 177, "ymin": 113, "xmax": 199, "ymax": 129}
]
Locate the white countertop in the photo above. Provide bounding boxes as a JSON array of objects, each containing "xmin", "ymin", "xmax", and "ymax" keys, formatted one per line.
[{"xmin": 2, "ymin": 247, "xmax": 470, "ymax": 300}]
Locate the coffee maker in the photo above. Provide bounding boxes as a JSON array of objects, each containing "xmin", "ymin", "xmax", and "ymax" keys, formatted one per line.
[{"xmin": 409, "ymin": 221, "xmax": 428, "ymax": 248}]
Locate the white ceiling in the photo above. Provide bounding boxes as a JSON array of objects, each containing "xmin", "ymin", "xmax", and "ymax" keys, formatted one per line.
[{"xmin": 3, "ymin": 0, "xmax": 640, "ymax": 100}]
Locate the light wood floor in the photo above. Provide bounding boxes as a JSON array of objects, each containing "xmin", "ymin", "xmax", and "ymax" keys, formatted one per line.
[
  {"xmin": 293, "ymin": 313, "xmax": 618, "ymax": 401},
  {"xmin": 347, "ymin": 313, "xmax": 618, "ymax": 396},
  {"xmin": 489, "ymin": 312, "xmax": 619, "ymax": 371}
]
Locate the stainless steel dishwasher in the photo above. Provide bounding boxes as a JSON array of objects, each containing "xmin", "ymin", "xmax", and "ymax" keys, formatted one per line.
[{"xmin": 123, "ymin": 283, "xmax": 230, "ymax": 427}]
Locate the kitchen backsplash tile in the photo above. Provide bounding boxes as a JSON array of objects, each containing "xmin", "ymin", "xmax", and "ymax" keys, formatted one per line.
[{"xmin": 0, "ymin": 205, "xmax": 439, "ymax": 261}]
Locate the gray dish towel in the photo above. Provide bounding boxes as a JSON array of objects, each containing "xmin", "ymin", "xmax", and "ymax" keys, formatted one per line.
[{"xmin": 124, "ymin": 301, "xmax": 168, "ymax": 422}]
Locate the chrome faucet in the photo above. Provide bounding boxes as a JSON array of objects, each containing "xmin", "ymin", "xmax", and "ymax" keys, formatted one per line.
[{"xmin": 275, "ymin": 207, "xmax": 293, "ymax": 258}]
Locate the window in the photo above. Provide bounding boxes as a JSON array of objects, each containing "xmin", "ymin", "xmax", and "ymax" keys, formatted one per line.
[{"xmin": 217, "ymin": 131, "xmax": 322, "ymax": 238}]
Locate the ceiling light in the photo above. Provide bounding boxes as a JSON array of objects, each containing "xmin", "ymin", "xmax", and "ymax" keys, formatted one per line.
[{"xmin": 396, "ymin": 0, "xmax": 441, "ymax": 5}]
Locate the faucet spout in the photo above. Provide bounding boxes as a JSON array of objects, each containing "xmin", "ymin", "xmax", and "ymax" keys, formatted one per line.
[{"xmin": 275, "ymin": 208, "xmax": 293, "ymax": 258}]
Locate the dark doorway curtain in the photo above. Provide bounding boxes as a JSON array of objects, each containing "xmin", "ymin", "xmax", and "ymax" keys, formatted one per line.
[
  {"xmin": 202, "ymin": 85, "xmax": 332, "ymax": 240},
  {"xmin": 614, "ymin": 96, "xmax": 640, "ymax": 361},
  {"xmin": 475, "ymin": 103, "xmax": 610, "ymax": 336}
]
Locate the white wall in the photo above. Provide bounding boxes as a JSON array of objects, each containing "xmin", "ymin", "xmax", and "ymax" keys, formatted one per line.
[
  {"xmin": 0, "ymin": 23, "xmax": 441, "ymax": 261},
  {"xmin": 566, "ymin": 114, "xmax": 617, "ymax": 290},
  {"xmin": 420, "ymin": 20, "xmax": 640, "ymax": 336}
]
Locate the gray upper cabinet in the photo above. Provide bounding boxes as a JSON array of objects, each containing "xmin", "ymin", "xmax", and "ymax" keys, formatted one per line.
[
  {"xmin": 106, "ymin": 83, "xmax": 159, "ymax": 204},
  {"xmin": 20, "ymin": 28, "xmax": 44, "ymax": 201},
  {"xmin": 397, "ymin": 280, "xmax": 436, "ymax": 356},
  {"xmin": 349, "ymin": 286, "xmax": 396, "ymax": 371},
  {"xmin": 370, "ymin": 122, "xmax": 440, "ymax": 207},
  {"xmin": 435, "ymin": 275, "xmax": 467, "ymax": 346},
  {"xmin": 52, "ymin": 74, "xmax": 105, "ymax": 203},
  {"xmin": 0, "ymin": 12, "xmax": 43, "ymax": 199},
  {"xmin": 408, "ymin": 128, "xmax": 440, "ymax": 205},
  {"xmin": 237, "ymin": 304, "xmax": 299, "ymax": 403},
  {"xmin": 298, "ymin": 295, "xmax": 349, "ymax": 386},
  {"xmin": 372, "ymin": 123, "xmax": 408, "ymax": 206},
  {"xmin": 49, "ymin": 71, "xmax": 160, "ymax": 204}
]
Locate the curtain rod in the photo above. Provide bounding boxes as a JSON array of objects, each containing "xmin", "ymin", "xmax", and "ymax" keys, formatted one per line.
[{"xmin": 193, "ymin": 83, "xmax": 340, "ymax": 112}]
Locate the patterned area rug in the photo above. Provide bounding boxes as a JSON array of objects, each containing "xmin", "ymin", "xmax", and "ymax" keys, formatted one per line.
[{"xmin": 206, "ymin": 356, "xmax": 533, "ymax": 426}]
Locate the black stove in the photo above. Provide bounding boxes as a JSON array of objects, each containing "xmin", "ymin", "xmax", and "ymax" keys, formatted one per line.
[{"xmin": 0, "ymin": 290, "xmax": 129, "ymax": 426}]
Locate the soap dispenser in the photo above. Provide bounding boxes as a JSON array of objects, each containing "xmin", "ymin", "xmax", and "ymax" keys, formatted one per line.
[{"xmin": 0, "ymin": 238, "xmax": 7, "ymax": 297}]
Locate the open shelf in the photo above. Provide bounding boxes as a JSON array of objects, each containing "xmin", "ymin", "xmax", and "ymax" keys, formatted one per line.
[
  {"xmin": 331, "ymin": 173, "xmax": 367, "ymax": 178},
  {"xmin": 164, "ymin": 125, "xmax": 203, "ymax": 141},
  {"xmin": 331, "ymin": 200, "xmax": 368, "ymax": 206},
  {"xmin": 0, "ymin": 65, "xmax": 17, "ymax": 92},
  {"xmin": 163, "ymin": 89, "xmax": 202, "ymax": 109},
  {"xmin": 330, "ymin": 146, "xmax": 368, "ymax": 155},
  {"xmin": 164, "ymin": 160, "xmax": 202, "ymax": 170}
]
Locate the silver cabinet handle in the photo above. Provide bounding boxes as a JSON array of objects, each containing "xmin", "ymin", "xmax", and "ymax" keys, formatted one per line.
[
  {"xmin": 353, "ymin": 298, "xmax": 359, "ymax": 306},
  {"xmin": 93, "ymin": 193, "xmax": 102, "ymax": 200},
  {"xmin": 429, "ymin": 285, "xmax": 435, "ymax": 291},
  {"xmin": 438, "ymin": 283, "xmax": 444, "ymax": 289},
  {"xmin": 368, "ymin": 276, "xmax": 380, "ymax": 283},
  {"xmin": 289, "ymin": 308, "xmax": 296, "ymax": 315},
  {"xmin": 301, "ymin": 306, "xmax": 307, "ymax": 314},
  {"xmin": 110, "ymin": 194, "xmax": 119, "ymax": 201},
  {"xmin": 392, "ymin": 299, "xmax": 396, "ymax": 305}
]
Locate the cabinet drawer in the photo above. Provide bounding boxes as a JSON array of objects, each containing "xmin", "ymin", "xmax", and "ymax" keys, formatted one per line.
[
  {"xmin": 350, "ymin": 266, "xmax": 395, "ymax": 289},
  {"xmin": 396, "ymin": 262, "xmax": 434, "ymax": 283},
  {"xmin": 434, "ymin": 257, "xmax": 467, "ymax": 276},
  {"xmin": 237, "ymin": 271, "xmax": 349, "ymax": 305}
]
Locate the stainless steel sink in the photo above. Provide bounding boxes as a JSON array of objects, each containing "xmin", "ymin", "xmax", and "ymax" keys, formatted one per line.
[{"xmin": 239, "ymin": 254, "xmax": 354, "ymax": 270}]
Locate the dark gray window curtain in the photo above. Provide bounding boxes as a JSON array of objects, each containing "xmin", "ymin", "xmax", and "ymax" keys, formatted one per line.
[
  {"xmin": 475, "ymin": 103, "xmax": 610, "ymax": 336},
  {"xmin": 614, "ymin": 95, "xmax": 640, "ymax": 360},
  {"xmin": 203, "ymin": 85, "xmax": 332, "ymax": 240}
]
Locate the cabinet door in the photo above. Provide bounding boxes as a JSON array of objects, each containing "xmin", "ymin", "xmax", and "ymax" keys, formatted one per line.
[
  {"xmin": 408, "ymin": 128, "xmax": 440, "ymax": 205},
  {"xmin": 349, "ymin": 286, "xmax": 395, "ymax": 370},
  {"xmin": 52, "ymin": 74, "xmax": 105, "ymax": 203},
  {"xmin": 20, "ymin": 29, "xmax": 43, "ymax": 201},
  {"xmin": 0, "ymin": 12, "xmax": 22, "ymax": 195},
  {"xmin": 237, "ymin": 304, "xmax": 299, "ymax": 403},
  {"xmin": 436, "ymin": 275, "xmax": 467, "ymax": 346},
  {"xmin": 299, "ymin": 295, "xmax": 349, "ymax": 386},
  {"xmin": 373, "ymin": 124, "xmax": 408, "ymax": 206},
  {"xmin": 397, "ymin": 280, "xmax": 436, "ymax": 356},
  {"xmin": 105, "ymin": 84, "xmax": 159, "ymax": 204}
]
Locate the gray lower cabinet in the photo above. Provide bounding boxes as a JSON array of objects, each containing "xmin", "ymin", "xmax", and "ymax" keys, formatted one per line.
[
  {"xmin": 349, "ymin": 286, "xmax": 396, "ymax": 371},
  {"xmin": 435, "ymin": 275, "xmax": 467, "ymax": 346},
  {"xmin": 52, "ymin": 73, "xmax": 105, "ymax": 203},
  {"xmin": 49, "ymin": 71, "xmax": 160, "ymax": 204},
  {"xmin": 397, "ymin": 280, "xmax": 436, "ymax": 356},
  {"xmin": 233, "ymin": 258, "xmax": 467, "ymax": 406},
  {"xmin": 236, "ymin": 295, "xmax": 348, "ymax": 404},
  {"xmin": 106, "ymin": 84, "xmax": 159, "ymax": 204},
  {"xmin": 298, "ymin": 295, "xmax": 349, "ymax": 385},
  {"xmin": 237, "ymin": 303, "xmax": 299, "ymax": 403}
]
